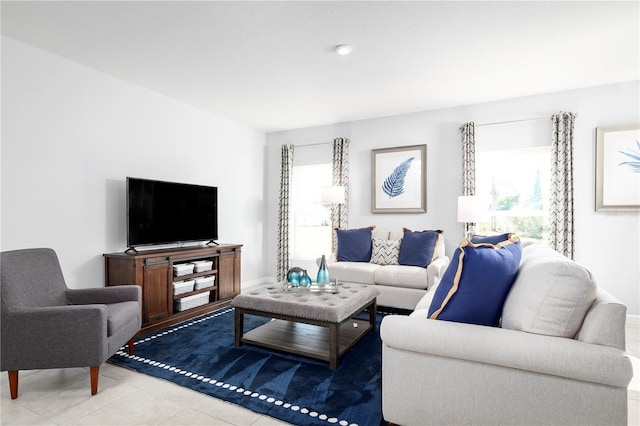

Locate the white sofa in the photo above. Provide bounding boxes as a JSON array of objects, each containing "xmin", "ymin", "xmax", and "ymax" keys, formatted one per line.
[
  {"xmin": 380, "ymin": 240, "xmax": 634, "ymax": 425},
  {"xmin": 323, "ymin": 229, "xmax": 449, "ymax": 310}
]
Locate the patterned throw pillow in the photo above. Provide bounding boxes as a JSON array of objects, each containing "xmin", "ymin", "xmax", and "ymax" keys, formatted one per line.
[{"xmin": 370, "ymin": 239, "xmax": 401, "ymax": 266}]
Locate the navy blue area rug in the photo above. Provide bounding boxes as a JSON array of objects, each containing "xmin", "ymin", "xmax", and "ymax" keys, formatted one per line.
[{"xmin": 108, "ymin": 307, "xmax": 384, "ymax": 426}]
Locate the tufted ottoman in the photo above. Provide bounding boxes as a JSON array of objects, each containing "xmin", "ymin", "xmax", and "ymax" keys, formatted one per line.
[{"xmin": 232, "ymin": 283, "xmax": 379, "ymax": 369}]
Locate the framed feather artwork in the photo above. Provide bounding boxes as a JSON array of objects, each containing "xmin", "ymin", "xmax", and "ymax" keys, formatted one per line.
[
  {"xmin": 371, "ymin": 144, "xmax": 426, "ymax": 213},
  {"xmin": 596, "ymin": 124, "xmax": 640, "ymax": 211}
]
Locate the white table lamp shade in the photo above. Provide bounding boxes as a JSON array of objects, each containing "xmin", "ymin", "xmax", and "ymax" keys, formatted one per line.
[
  {"xmin": 457, "ymin": 195, "xmax": 485, "ymax": 223},
  {"xmin": 321, "ymin": 186, "xmax": 345, "ymax": 204}
]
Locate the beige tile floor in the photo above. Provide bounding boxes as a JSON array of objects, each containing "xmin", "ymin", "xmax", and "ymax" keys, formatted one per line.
[{"xmin": 1, "ymin": 321, "xmax": 638, "ymax": 426}]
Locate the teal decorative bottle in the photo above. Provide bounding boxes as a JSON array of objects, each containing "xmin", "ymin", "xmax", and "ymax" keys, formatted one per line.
[
  {"xmin": 317, "ymin": 255, "xmax": 330, "ymax": 287},
  {"xmin": 287, "ymin": 267, "xmax": 303, "ymax": 287},
  {"xmin": 299, "ymin": 270, "xmax": 312, "ymax": 288}
]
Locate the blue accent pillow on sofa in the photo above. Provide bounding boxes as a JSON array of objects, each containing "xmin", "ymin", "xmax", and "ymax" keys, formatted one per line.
[
  {"xmin": 471, "ymin": 233, "xmax": 513, "ymax": 245},
  {"xmin": 427, "ymin": 234, "xmax": 522, "ymax": 326},
  {"xmin": 336, "ymin": 227, "xmax": 374, "ymax": 262},
  {"xmin": 398, "ymin": 229, "xmax": 442, "ymax": 267}
]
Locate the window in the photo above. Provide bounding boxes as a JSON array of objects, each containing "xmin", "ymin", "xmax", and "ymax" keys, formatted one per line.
[
  {"xmin": 475, "ymin": 120, "xmax": 552, "ymax": 243},
  {"xmin": 476, "ymin": 147, "xmax": 551, "ymax": 242},
  {"xmin": 291, "ymin": 163, "xmax": 332, "ymax": 259}
]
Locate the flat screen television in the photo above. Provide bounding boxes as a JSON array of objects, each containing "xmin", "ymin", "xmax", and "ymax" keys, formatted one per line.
[{"xmin": 126, "ymin": 177, "xmax": 218, "ymax": 249}]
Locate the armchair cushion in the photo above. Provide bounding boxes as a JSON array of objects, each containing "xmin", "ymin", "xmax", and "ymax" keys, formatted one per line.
[
  {"xmin": 106, "ymin": 301, "xmax": 141, "ymax": 336},
  {"xmin": 428, "ymin": 235, "xmax": 521, "ymax": 326}
]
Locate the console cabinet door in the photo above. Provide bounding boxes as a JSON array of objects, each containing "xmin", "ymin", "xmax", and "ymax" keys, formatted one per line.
[
  {"xmin": 218, "ymin": 250, "xmax": 241, "ymax": 300},
  {"xmin": 142, "ymin": 260, "xmax": 172, "ymax": 324}
]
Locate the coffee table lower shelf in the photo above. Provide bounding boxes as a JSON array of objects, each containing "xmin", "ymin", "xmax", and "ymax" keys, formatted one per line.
[{"xmin": 234, "ymin": 302, "xmax": 376, "ymax": 369}]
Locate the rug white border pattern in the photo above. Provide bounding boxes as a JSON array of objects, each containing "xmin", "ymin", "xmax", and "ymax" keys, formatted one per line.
[{"xmin": 115, "ymin": 307, "xmax": 359, "ymax": 426}]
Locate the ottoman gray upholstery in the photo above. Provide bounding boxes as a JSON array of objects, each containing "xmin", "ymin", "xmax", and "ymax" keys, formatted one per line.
[{"xmin": 232, "ymin": 283, "xmax": 379, "ymax": 323}]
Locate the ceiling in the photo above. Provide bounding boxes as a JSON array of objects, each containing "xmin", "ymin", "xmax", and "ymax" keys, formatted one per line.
[{"xmin": 2, "ymin": 1, "xmax": 638, "ymax": 133}]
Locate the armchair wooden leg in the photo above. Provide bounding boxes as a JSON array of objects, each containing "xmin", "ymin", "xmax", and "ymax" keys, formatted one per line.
[
  {"xmin": 8, "ymin": 371, "xmax": 18, "ymax": 399},
  {"xmin": 90, "ymin": 366, "xmax": 99, "ymax": 395},
  {"xmin": 128, "ymin": 337, "xmax": 135, "ymax": 355}
]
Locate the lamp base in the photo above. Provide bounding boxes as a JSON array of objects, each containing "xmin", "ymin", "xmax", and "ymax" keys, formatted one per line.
[{"xmin": 464, "ymin": 224, "xmax": 476, "ymax": 241}]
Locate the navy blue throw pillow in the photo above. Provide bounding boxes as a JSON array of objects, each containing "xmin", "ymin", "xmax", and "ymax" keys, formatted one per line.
[
  {"xmin": 336, "ymin": 227, "xmax": 374, "ymax": 262},
  {"xmin": 398, "ymin": 229, "xmax": 442, "ymax": 267},
  {"xmin": 471, "ymin": 233, "xmax": 514, "ymax": 245},
  {"xmin": 428, "ymin": 234, "xmax": 522, "ymax": 327}
]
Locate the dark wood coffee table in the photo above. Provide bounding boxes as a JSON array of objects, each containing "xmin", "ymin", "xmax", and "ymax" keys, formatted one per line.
[{"xmin": 232, "ymin": 283, "xmax": 379, "ymax": 369}]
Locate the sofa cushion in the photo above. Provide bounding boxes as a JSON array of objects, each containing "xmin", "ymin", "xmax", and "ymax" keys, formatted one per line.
[
  {"xmin": 327, "ymin": 261, "xmax": 379, "ymax": 285},
  {"xmin": 428, "ymin": 235, "xmax": 521, "ymax": 326},
  {"xmin": 398, "ymin": 229, "xmax": 443, "ymax": 267},
  {"xmin": 502, "ymin": 243, "xmax": 597, "ymax": 338},
  {"xmin": 370, "ymin": 239, "xmax": 401, "ymax": 265},
  {"xmin": 336, "ymin": 226, "xmax": 374, "ymax": 262},
  {"xmin": 374, "ymin": 265, "xmax": 429, "ymax": 289}
]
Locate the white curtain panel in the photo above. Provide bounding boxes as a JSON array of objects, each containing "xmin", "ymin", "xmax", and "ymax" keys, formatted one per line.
[
  {"xmin": 276, "ymin": 144, "xmax": 294, "ymax": 281},
  {"xmin": 331, "ymin": 138, "xmax": 350, "ymax": 252},
  {"xmin": 461, "ymin": 122, "xmax": 476, "ymax": 236},
  {"xmin": 550, "ymin": 112, "xmax": 576, "ymax": 259}
]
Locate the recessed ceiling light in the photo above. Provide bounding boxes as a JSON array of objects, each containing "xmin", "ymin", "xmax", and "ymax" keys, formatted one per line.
[{"xmin": 335, "ymin": 45, "xmax": 353, "ymax": 55}]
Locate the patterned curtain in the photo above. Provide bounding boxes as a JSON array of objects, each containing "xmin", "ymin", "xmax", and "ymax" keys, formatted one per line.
[
  {"xmin": 276, "ymin": 144, "xmax": 294, "ymax": 281},
  {"xmin": 331, "ymin": 138, "xmax": 350, "ymax": 252},
  {"xmin": 460, "ymin": 122, "xmax": 476, "ymax": 236},
  {"xmin": 550, "ymin": 112, "xmax": 576, "ymax": 259}
]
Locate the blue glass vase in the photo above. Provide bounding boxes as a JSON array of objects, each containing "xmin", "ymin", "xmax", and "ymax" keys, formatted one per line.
[
  {"xmin": 316, "ymin": 255, "xmax": 330, "ymax": 287},
  {"xmin": 299, "ymin": 270, "xmax": 312, "ymax": 288},
  {"xmin": 287, "ymin": 267, "xmax": 304, "ymax": 287}
]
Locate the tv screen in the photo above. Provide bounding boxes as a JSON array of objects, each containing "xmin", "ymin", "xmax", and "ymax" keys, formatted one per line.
[{"xmin": 127, "ymin": 177, "xmax": 218, "ymax": 248}]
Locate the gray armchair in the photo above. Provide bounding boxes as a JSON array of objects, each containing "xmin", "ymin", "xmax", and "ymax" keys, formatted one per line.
[{"xmin": 1, "ymin": 248, "xmax": 141, "ymax": 399}]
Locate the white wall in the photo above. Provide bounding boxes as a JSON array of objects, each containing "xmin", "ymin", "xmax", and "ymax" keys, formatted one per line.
[
  {"xmin": 1, "ymin": 37, "xmax": 268, "ymax": 288},
  {"xmin": 266, "ymin": 81, "xmax": 640, "ymax": 315}
]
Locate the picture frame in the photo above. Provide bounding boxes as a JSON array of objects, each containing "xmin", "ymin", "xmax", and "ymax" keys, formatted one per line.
[
  {"xmin": 371, "ymin": 144, "xmax": 426, "ymax": 213},
  {"xmin": 595, "ymin": 124, "xmax": 640, "ymax": 211}
]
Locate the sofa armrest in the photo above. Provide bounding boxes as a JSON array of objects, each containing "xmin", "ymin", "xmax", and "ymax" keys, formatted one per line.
[
  {"xmin": 380, "ymin": 315, "xmax": 632, "ymax": 388},
  {"xmin": 425, "ymin": 255, "xmax": 449, "ymax": 288},
  {"xmin": 66, "ymin": 285, "xmax": 141, "ymax": 305}
]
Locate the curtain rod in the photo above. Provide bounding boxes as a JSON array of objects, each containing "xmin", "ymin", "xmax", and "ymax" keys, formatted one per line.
[
  {"xmin": 476, "ymin": 113, "xmax": 578, "ymax": 128},
  {"xmin": 475, "ymin": 116, "xmax": 548, "ymax": 127},
  {"xmin": 294, "ymin": 141, "xmax": 333, "ymax": 148}
]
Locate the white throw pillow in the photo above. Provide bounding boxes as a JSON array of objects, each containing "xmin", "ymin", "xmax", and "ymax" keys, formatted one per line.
[{"xmin": 501, "ymin": 244, "xmax": 597, "ymax": 338}]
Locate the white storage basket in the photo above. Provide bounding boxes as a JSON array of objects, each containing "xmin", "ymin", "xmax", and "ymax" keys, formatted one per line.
[
  {"xmin": 173, "ymin": 279, "xmax": 195, "ymax": 295},
  {"xmin": 174, "ymin": 291, "xmax": 210, "ymax": 312},
  {"xmin": 192, "ymin": 260, "xmax": 213, "ymax": 273},
  {"xmin": 173, "ymin": 263, "xmax": 195, "ymax": 277},
  {"xmin": 194, "ymin": 275, "xmax": 215, "ymax": 290}
]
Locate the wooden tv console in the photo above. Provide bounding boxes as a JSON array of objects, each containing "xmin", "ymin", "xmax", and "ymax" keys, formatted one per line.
[{"xmin": 103, "ymin": 244, "xmax": 242, "ymax": 334}]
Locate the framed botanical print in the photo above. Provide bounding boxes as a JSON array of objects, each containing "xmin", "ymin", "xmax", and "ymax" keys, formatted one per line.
[
  {"xmin": 371, "ymin": 144, "xmax": 426, "ymax": 213},
  {"xmin": 595, "ymin": 124, "xmax": 640, "ymax": 211}
]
